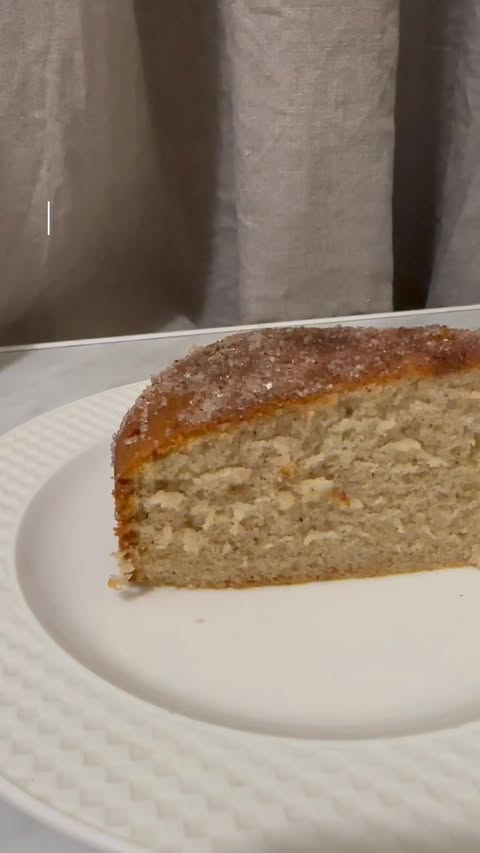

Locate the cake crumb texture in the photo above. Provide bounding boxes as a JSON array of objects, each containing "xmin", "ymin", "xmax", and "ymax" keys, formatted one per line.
[{"xmin": 112, "ymin": 326, "xmax": 480, "ymax": 588}]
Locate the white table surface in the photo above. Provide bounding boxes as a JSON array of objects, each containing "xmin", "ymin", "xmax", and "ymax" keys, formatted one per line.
[{"xmin": 2, "ymin": 304, "xmax": 480, "ymax": 852}]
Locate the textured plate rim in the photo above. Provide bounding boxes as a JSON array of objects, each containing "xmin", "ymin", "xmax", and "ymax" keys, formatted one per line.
[
  {"xmin": 2, "ymin": 383, "xmax": 480, "ymax": 851},
  {"xmin": 0, "ymin": 774, "xmax": 145, "ymax": 853}
]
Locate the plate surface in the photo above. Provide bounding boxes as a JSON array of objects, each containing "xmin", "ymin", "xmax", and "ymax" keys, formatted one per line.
[{"xmin": 3, "ymin": 383, "xmax": 480, "ymax": 852}]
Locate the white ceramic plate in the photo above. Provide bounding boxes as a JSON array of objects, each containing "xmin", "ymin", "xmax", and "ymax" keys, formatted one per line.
[{"xmin": 3, "ymin": 383, "xmax": 480, "ymax": 852}]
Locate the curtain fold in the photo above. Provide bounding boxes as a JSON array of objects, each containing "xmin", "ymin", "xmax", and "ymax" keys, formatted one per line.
[
  {"xmin": 394, "ymin": 0, "xmax": 480, "ymax": 311},
  {"xmin": 426, "ymin": 1, "xmax": 480, "ymax": 309},
  {"xmin": 1, "ymin": 0, "xmax": 170, "ymax": 342},
  {"xmin": 224, "ymin": 0, "xmax": 398, "ymax": 323},
  {"xmin": 1, "ymin": 1, "xmax": 480, "ymax": 344}
]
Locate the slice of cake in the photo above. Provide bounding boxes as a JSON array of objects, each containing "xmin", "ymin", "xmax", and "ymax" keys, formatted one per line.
[{"xmin": 111, "ymin": 325, "xmax": 480, "ymax": 589}]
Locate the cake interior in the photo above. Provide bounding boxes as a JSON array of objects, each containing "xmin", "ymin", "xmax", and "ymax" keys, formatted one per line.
[{"xmin": 117, "ymin": 370, "xmax": 480, "ymax": 588}]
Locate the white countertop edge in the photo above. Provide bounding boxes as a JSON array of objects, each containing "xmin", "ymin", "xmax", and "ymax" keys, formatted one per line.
[{"xmin": 2, "ymin": 304, "xmax": 480, "ymax": 353}]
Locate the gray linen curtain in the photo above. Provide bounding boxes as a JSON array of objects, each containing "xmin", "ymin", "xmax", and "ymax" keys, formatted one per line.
[{"xmin": 1, "ymin": 1, "xmax": 480, "ymax": 344}]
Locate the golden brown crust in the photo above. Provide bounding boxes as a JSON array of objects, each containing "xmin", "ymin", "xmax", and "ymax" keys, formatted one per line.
[{"xmin": 113, "ymin": 324, "xmax": 480, "ymax": 484}]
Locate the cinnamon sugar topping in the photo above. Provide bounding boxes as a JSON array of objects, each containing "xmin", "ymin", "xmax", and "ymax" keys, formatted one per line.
[{"xmin": 113, "ymin": 325, "xmax": 480, "ymax": 476}]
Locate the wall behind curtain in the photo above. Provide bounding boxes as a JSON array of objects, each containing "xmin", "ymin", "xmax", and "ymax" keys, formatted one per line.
[{"xmin": 1, "ymin": 1, "xmax": 480, "ymax": 344}]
